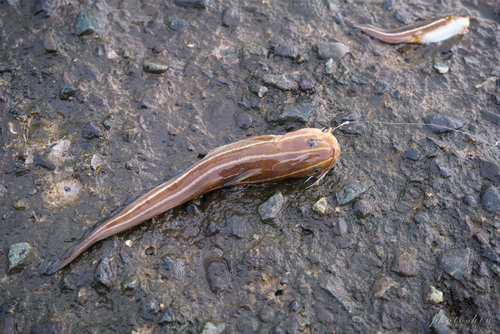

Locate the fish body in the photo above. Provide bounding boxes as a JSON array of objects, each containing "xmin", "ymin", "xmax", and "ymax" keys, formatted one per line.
[
  {"xmin": 46, "ymin": 128, "xmax": 340, "ymax": 274},
  {"xmin": 345, "ymin": 15, "xmax": 470, "ymax": 44}
]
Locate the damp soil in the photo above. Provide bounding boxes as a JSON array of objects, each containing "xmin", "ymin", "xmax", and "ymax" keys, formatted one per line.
[{"xmin": 1, "ymin": 0, "xmax": 500, "ymax": 333}]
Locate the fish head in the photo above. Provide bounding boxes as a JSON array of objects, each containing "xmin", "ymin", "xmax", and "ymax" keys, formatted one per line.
[
  {"xmin": 452, "ymin": 15, "xmax": 470, "ymax": 34},
  {"xmin": 277, "ymin": 128, "xmax": 341, "ymax": 181}
]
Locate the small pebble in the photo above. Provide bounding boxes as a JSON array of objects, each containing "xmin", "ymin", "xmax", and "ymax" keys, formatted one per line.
[
  {"xmin": 235, "ymin": 113, "xmax": 252, "ymax": 129},
  {"xmin": 391, "ymin": 253, "xmax": 419, "ymax": 277},
  {"xmin": 403, "ymin": 149, "xmax": 420, "ymax": 161},
  {"xmin": 258, "ymin": 192, "xmax": 285, "ymax": 222},
  {"xmin": 352, "ymin": 199, "xmax": 372, "ymax": 218},
  {"xmin": 143, "ymin": 59, "xmax": 169, "ymax": 74},
  {"xmin": 248, "ymin": 84, "xmax": 268, "ymax": 98},
  {"xmin": 413, "ymin": 212, "xmax": 428, "ymax": 224},
  {"xmin": 8, "ymin": 242, "xmax": 35, "ymax": 273},
  {"xmin": 207, "ymin": 221, "xmax": 221, "ymax": 236},
  {"xmin": 222, "ymin": 7, "xmax": 241, "ymax": 27},
  {"xmin": 12, "ymin": 198, "xmax": 28, "ymax": 210},
  {"xmin": 440, "ymin": 248, "xmax": 470, "ymax": 280},
  {"xmin": 169, "ymin": 17, "xmax": 185, "ymax": 31},
  {"xmin": 427, "ymin": 286, "xmax": 443, "ymax": 304},
  {"xmin": 312, "ymin": 197, "xmax": 328, "ymax": 215},
  {"xmin": 433, "ymin": 62, "xmax": 449, "ymax": 74},
  {"xmin": 299, "ymin": 75, "xmax": 315, "ymax": 91},
  {"xmin": 481, "ymin": 185, "xmax": 500, "ymax": 212},
  {"xmin": 288, "ymin": 300, "xmax": 300, "ymax": 312},
  {"xmin": 82, "ymin": 122, "xmax": 104, "ymax": 139}
]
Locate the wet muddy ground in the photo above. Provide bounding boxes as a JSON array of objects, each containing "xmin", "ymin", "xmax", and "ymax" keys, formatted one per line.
[{"xmin": 1, "ymin": 0, "xmax": 500, "ymax": 333}]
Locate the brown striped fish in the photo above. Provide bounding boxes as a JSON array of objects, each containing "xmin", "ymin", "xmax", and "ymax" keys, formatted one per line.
[
  {"xmin": 45, "ymin": 128, "xmax": 341, "ymax": 274},
  {"xmin": 345, "ymin": 15, "xmax": 470, "ymax": 44}
]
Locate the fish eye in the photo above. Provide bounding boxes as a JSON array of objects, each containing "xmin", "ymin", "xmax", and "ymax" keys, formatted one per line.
[
  {"xmin": 313, "ymin": 167, "xmax": 321, "ymax": 173},
  {"xmin": 307, "ymin": 139, "xmax": 317, "ymax": 147}
]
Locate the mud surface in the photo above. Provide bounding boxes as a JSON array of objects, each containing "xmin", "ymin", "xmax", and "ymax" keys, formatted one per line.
[{"xmin": 1, "ymin": 0, "xmax": 500, "ymax": 333}]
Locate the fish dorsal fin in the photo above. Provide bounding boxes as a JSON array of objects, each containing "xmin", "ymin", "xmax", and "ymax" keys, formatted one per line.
[
  {"xmin": 223, "ymin": 169, "xmax": 262, "ymax": 187},
  {"xmin": 445, "ymin": 14, "xmax": 454, "ymax": 22},
  {"xmin": 244, "ymin": 134, "xmax": 276, "ymax": 141}
]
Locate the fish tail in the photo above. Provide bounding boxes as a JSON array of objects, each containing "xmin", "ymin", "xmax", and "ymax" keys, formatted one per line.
[{"xmin": 43, "ymin": 243, "xmax": 83, "ymax": 275}]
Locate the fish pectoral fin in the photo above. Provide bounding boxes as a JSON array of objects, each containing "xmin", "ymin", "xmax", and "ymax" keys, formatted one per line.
[
  {"xmin": 224, "ymin": 169, "xmax": 262, "ymax": 186},
  {"xmin": 411, "ymin": 35, "xmax": 423, "ymax": 43}
]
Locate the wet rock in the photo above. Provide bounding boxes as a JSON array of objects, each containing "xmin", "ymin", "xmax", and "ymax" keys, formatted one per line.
[
  {"xmin": 248, "ymin": 84, "xmax": 268, "ymax": 98},
  {"xmin": 482, "ymin": 248, "xmax": 500, "ymax": 264},
  {"xmin": 200, "ymin": 322, "xmax": 226, "ymax": 334},
  {"xmin": 312, "ymin": 197, "xmax": 327, "ymax": 215},
  {"xmin": 430, "ymin": 159, "xmax": 452, "ymax": 178},
  {"xmin": 391, "ymin": 253, "xmax": 418, "ymax": 277},
  {"xmin": 298, "ymin": 283, "xmax": 312, "ymax": 295},
  {"xmin": 425, "ymin": 113, "xmax": 464, "ymax": 134},
  {"xmin": 375, "ymin": 80, "xmax": 389, "ymax": 94},
  {"xmin": 244, "ymin": 247, "xmax": 282, "ymax": 269},
  {"xmin": 34, "ymin": 0, "xmax": 60, "ymax": 16},
  {"xmin": 322, "ymin": 277, "xmax": 360, "ymax": 312},
  {"xmin": 226, "ymin": 214, "xmax": 248, "ymax": 239},
  {"xmin": 222, "ymin": 7, "xmax": 241, "ymax": 27},
  {"xmin": 235, "ymin": 112, "xmax": 252, "ymax": 129},
  {"xmin": 440, "ymin": 248, "xmax": 470, "ymax": 280},
  {"xmin": 316, "ymin": 42, "xmax": 349, "ymax": 61},
  {"xmin": 463, "ymin": 195, "xmax": 477, "ymax": 206},
  {"xmin": 382, "ymin": 0, "xmax": 393, "ymax": 10},
  {"xmin": 8, "ymin": 242, "xmax": 35, "ymax": 273},
  {"xmin": 394, "ymin": 9, "xmax": 412, "ymax": 24},
  {"xmin": 274, "ymin": 41, "xmax": 300, "ymax": 60},
  {"xmin": 122, "ymin": 274, "xmax": 139, "ymax": 290},
  {"xmin": 92, "ymin": 93, "xmax": 108, "ymax": 107},
  {"xmin": 353, "ymin": 199, "xmax": 372, "ymax": 218},
  {"xmin": 403, "ymin": 149, "xmax": 420, "ymax": 161},
  {"xmin": 34, "ymin": 156, "xmax": 56, "ymax": 171},
  {"xmin": 429, "ymin": 309, "xmax": 453, "ymax": 334},
  {"xmin": 371, "ymin": 276, "xmax": 397, "ymax": 298},
  {"xmin": 336, "ymin": 183, "xmax": 369, "ymax": 206},
  {"xmin": 82, "ymin": 122, "xmax": 104, "ymax": 139},
  {"xmin": 175, "ymin": 0, "xmax": 207, "ymax": 9},
  {"xmin": 169, "ymin": 17, "xmax": 185, "ymax": 31},
  {"xmin": 1, "ymin": 317, "xmax": 15, "ymax": 334},
  {"xmin": 413, "ymin": 212, "xmax": 428, "ymax": 224},
  {"xmin": 480, "ymin": 160, "xmax": 500, "ymax": 185},
  {"xmin": 481, "ymin": 185, "xmax": 500, "ymax": 212},
  {"xmin": 206, "ymin": 259, "xmax": 229, "ymax": 293},
  {"xmin": 143, "ymin": 59, "xmax": 169, "ymax": 74},
  {"xmin": 434, "ymin": 62, "xmax": 449, "ymax": 74},
  {"xmin": 31, "ymin": 322, "xmax": 61, "ymax": 334},
  {"xmin": 207, "ymin": 221, "xmax": 220, "ymax": 236},
  {"xmin": 159, "ymin": 308, "xmax": 176, "ymax": 324},
  {"xmin": 381, "ymin": 301, "xmax": 412, "ymax": 330},
  {"xmin": 289, "ymin": 300, "xmax": 300, "ymax": 312},
  {"xmin": 325, "ymin": 58, "xmax": 335, "ymax": 75},
  {"xmin": 262, "ymin": 73, "xmax": 298, "ymax": 91},
  {"xmin": 59, "ymin": 83, "xmax": 78, "ymax": 100},
  {"xmin": 258, "ymin": 191, "xmax": 285, "ymax": 222},
  {"xmin": 75, "ymin": 10, "xmax": 97, "ymax": 36},
  {"xmin": 396, "ymin": 202, "xmax": 412, "ymax": 214},
  {"xmin": 162, "ymin": 256, "xmax": 185, "ymax": 280},
  {"xmin": 259, "ymin": 307, "xmax": 275, "ymax": 323},
  {"xmin": 43, "ymin": 32, "xmax": 58, "ymax": 52},
  {"xmin": 279, "ymin": 99, "xmax": 316, "ymax": 124},
  {"xmin": 237, "ymin": 319, "xmax": 259, "ymax": 334},
  {"xmin": 481, "ymin": 110, "xmax": 500, "ymax": 125},
  {"xmin": 299, "ymin": 75, "xmax": 315, "ymax": 91},
  {"xmin": 94, "ymin": 258, "xmax": 114, "ymax": 288},
  {"xmin": 10, "ymin": 107, "xmax": 25, "ymax": 117},
  {"xmin": 12, "ymin": 198, "xmax": 28, "ymax": 210},
  {"xmin": 427, "ymin": 285, "xmax": 443, "ymax": 304},
  {"xmin": 142, "ymin": 300, "xmax": 159, "ymax": 320},
  {"xmin": 333, "ymin": 218, "xmax": 347, "ymax": 236},
  {"xmin": 76, "ymin": 90, "xmax": 88, "ymax": 103}
]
